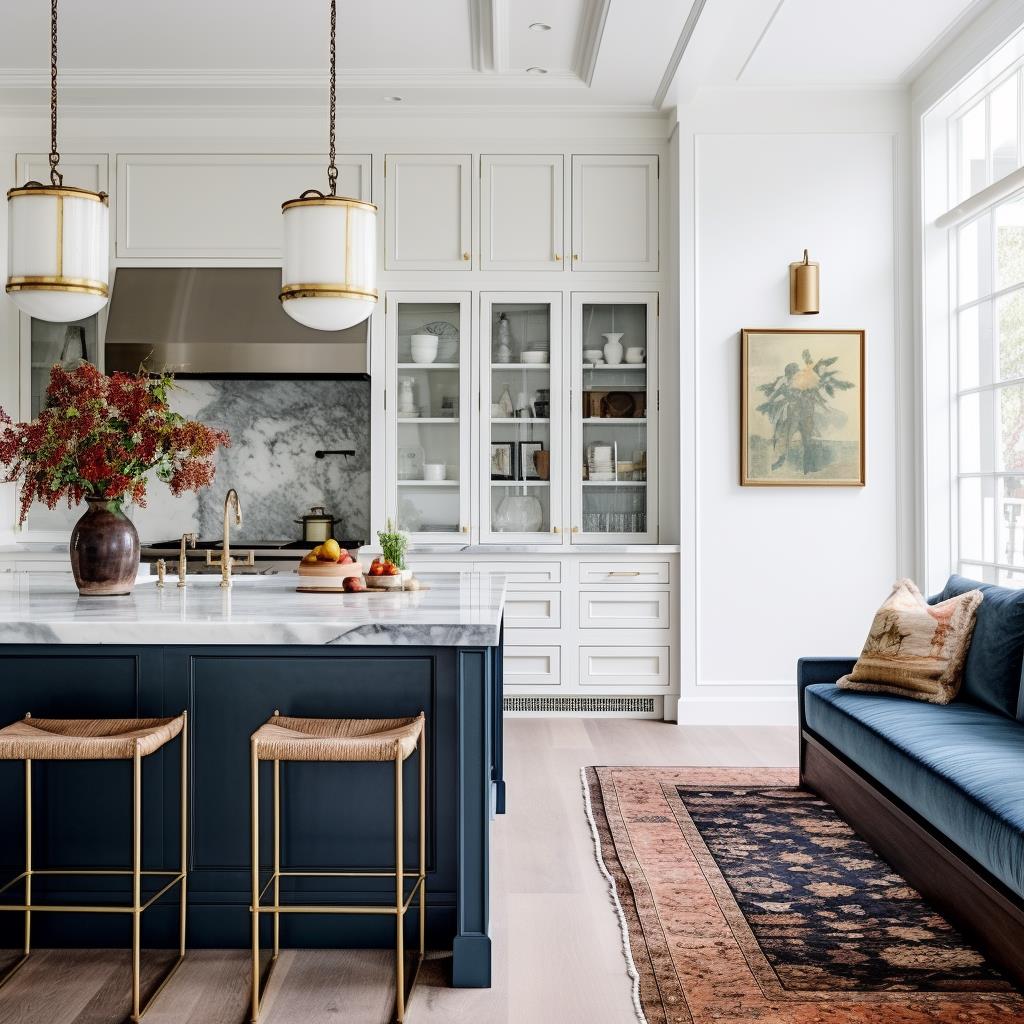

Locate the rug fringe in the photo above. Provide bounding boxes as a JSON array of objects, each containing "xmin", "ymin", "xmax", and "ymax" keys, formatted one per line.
[{"xmin": 580, "ymin": 767, "xmax": 648, "ymax": 1024}]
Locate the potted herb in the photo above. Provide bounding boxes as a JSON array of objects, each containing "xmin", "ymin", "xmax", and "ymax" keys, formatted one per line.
[
  {"xmin": 377, "ymin": 518, "xmax": 411, "ymax": 582},
  {"xmin": 0, "ymin": 364, "xmax": 230, "ymax": 596}
]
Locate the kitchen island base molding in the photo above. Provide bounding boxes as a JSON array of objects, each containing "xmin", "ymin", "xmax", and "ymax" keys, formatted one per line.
[{"xmin": 0, "ymin": 643, "xmax": 500, "ymax": 989}]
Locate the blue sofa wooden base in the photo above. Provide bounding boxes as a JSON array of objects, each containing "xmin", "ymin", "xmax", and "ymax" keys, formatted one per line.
[{"xmin": 798, "ymin": 657, "xmax": 1024, "ymax": 989}]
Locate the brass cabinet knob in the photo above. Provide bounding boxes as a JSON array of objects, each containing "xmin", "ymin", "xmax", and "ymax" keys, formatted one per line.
[
  {"xmin": 572, "ymin": 254, "xmax": 579, "ymax": 261},
  {"xmin": 554, "ymin": 253, "xmax": 562, "ymax": 261},
  {"xmin": 462, "ymin": 525, "xmax": 469, "ymax": 533},
  {"xmin": 552, "ymin": 526, "xmax": 560, "ymax": 534},
  {"xmin": 572, "ymin": 526, "xmax": 580, "ymax": 533},
  {"xmin": 462, "ymin": 252, "xmax": 471, "ymax": 261}
]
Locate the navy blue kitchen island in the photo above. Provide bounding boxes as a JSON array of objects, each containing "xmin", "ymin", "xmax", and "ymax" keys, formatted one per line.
[{"xmin": 0, "ymin": 572, "xmax": 505, "ymax": 988}]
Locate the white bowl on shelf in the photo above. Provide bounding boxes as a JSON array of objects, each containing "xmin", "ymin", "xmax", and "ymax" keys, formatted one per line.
[
  {"xmin": 583, "ymin": 349, "xmax": 603, "ymax": 363},
  {"xmin": 410, "ymin": 335, "xmax": 438, "ymax": 364},
  {"xmin": 522, "ymin": 351, "xmax": 548, "ymax": 364}
]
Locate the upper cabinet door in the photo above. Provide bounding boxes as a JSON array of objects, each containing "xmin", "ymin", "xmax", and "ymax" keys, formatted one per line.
[
  {"xmin": 117, "ymin": 154, "xmax": 370, "ymax": 260},
  {"xmin": 385, "ymin": 155, "xmax": 472, "ymax": 271},
  {"xmin": 571, "ymin": 155, "xmax": 659, "ymax": 272},
  {"xmin": 480, "ymin": 155, "xmax": 564, "ymax": 271}
]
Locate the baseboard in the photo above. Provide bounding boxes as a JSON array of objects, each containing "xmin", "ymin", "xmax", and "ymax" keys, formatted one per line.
[{"xmin": 676, "ymin": 696, "xmax": 798, "ymax": 726}]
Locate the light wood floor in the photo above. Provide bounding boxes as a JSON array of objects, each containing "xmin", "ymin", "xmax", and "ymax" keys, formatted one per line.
[{"xmin": 0, "ymin": 718, "xmax": 798, "ymax": 1024}]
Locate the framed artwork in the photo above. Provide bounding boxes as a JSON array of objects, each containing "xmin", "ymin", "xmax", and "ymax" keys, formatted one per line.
[
  {"xmin": 490, "ymin": 442, "xmax": 515, "ymax": 480},
  {"xmin": 517, "ymin": 441, "xmax": 544, "ymax": 480},
  {"xmin": 741, "ymin": 329, "xmax": 865, "ymax": 486}
]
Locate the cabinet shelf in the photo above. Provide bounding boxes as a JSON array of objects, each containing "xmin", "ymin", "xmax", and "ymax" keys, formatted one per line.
[
  {"xmin": 581, "ymin": 480, "xmax": 646, "ymax": 487},
  {"xmin": 490, "ymin": 480, "xmax": 550, "ymax": 487},
  {"xmin": 491, "ymin": 362, "xmax": 550, "ymax": 370},
  {"xmin": 490, "ymin": 417, "xmax": 550, "ymax": 425},
  {"xmin": 397, "ymin": 417, "xmax": 459, "ymax": 424},
  {"xmin": 396, "ymin": 363, "xmax": 461, "ymax": 369},
  {"xmin": 582, "ymin": 363, "xmax": 646, "ymax": 371},
  {"xmin": 398, "ymin": 480, "xmax": 460, "ymax": 487},
  {"xmin": 582, "ymin": 417, "xmax": 648, "ymax": 425}
]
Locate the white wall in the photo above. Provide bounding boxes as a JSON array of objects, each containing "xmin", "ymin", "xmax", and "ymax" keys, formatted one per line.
[{"xmin": 675, "ymin": 88, "xmax": 914, "ymax": 723}]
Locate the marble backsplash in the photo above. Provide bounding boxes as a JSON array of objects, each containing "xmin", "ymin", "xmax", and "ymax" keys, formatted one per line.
[{"xmin": 26, "ymin": 377, "xmax": 371, "ymax": 544}]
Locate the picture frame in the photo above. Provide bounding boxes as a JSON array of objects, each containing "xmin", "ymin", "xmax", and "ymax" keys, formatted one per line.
[
  {"xmin": 517, "ymin": 441, "xmax": 544, "ymax": 480},
  {"xmin": 741, "ymin": 328, "xmax": 865, "ymax": 487},
  {"xmin": 490, "ymin": 441, "xmax": 515, "ymax": 480}
]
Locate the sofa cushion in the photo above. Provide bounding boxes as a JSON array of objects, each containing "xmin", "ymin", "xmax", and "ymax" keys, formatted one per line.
[
  {"xmin": 931, "ymin": 574, "xmax": 1024, "ymax": 719},
  {"xmin": 838, "ymin": 579, "xmax": 981, "ymax": 704},
  {"xmin": 804, "ymin": 682, "xmax": 1024, "ymax": 899}
]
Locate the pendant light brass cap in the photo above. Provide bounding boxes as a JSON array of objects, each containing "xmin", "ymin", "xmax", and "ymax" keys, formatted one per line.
[
  {"xmin": 7, "ymin": 182, "xmax": 109, "ymax": 204},
  {"xmin": 281, "ymin": 192, "xmax": 377, "ymax": 213}
]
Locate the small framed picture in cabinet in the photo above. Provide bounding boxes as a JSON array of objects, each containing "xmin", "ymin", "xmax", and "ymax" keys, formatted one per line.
[
  {"xmin": 517, "ymin": 441, "xmax": 544, "ymax": 480},
  {"xmin": 490, "ymin": 442, "xmax": 515, "ymax": 480}
]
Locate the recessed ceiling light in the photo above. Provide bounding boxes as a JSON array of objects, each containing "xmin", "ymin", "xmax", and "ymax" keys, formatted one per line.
[
  {"xmin": 526, "ymin": 67, "xmax": 548, "ymax": 75},
  {"xmin": 385, "ymin": 95, "xmax": 403, "ymax": 102},
  {"xmin": 529, "ymin": 22, "xmax": 551, "ymax": 32}
]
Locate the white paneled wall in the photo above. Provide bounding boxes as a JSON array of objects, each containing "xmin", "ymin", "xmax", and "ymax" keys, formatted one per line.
[{"xmin": 676, "ymin": 89, "xmax": 914, "ymax": 723}]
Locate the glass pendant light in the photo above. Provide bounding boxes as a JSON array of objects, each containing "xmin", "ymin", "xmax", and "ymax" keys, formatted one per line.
[
  {"xmin": 280, "ymin": 0, "xmax": 377, "ymax": 331},
  {"xmin": 5, "ymin": 0, "xmax": 109, "ymax": 323}
]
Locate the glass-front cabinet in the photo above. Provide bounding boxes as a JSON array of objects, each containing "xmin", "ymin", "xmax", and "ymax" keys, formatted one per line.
[
  {"xmin": 384, "ymin": 293, "xmax": 472, "ymax": 541},
  {"xmin": 571, "ymin": 293, "xmax": 658, "ymax": 543},
  {"xmin": 479, "ymin": 294, "xmax": 563, "ymax": 542}
]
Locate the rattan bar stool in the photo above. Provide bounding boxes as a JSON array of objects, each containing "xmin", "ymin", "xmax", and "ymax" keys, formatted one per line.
[
  {"xmin": 249, "ymin": 710, "xmax": 426, "ymax": 1024},
  {"xmin": 0, "ymin": 712, "xmax": 188, "ymax": 1022}
]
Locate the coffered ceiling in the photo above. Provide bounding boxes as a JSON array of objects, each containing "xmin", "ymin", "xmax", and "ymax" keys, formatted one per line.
[{"xmin": 0, "ymin": 0, "xmax": 1001, "ymax": 114}]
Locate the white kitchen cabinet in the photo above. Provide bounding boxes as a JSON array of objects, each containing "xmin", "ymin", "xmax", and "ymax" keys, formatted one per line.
[
  {"xmin": 504, "ymin": 646, "xmax": 562, "ymax": 687},
  {"xmin": 480, "ymin": 155, "xmax": 564, "ymax": 271},
  {"xmin": 479, "ymin": 293, "xmax": 564, "ymax": 544},
  {"xmin": 570, "ymin": 293, "xmax": 659, "ymax": 544},
  {"xmin": 570, "ymin": 155, "xmax": 659, "ymax": 272},
  {"xmin": 579, "ymin": 591, "xmax": 670, "ymax": 630},
  {"xmin": 504, "ymin": 591, "xmax": 562, "ymax": 629},
  {"xmin": 384, "ymin": 292, "xmax": 473, "ymax": 543},
  {"xmin": 116, "ymin": 154, "xmax": 370, "ymax": 259},
  {"xmin": 579, "ymin": 646, "xmax": 670, "ymax": 688},
  {"xmin": 385, "ymin": 154, "xmax": 472, "ymax": 271}
]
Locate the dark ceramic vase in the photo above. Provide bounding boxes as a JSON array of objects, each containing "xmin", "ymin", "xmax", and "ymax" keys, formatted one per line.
[{"xmin": 70, "ymin": 497, "xmax": 140, "ymax": 596}]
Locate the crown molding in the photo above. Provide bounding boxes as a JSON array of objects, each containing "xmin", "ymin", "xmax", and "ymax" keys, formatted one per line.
[
  {"xmin": 0, "ymin": 67, "xmax": 587, "ymax": 93},
  {"xmin": 653, "ymin": 0, "xmax": 710, "ymax": 109},
  {"xmin": 574, "ymin": 0, "xmax": 611, "ymax": 86}
]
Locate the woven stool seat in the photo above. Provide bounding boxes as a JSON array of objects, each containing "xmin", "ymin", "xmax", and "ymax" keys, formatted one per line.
[
  {"xmin": 0, "ymin": 715, "xmax": 184, "ymax": 761},
  {"xmin": 252, "ymin": 713, "xmax": 424, "ymax": 763}
]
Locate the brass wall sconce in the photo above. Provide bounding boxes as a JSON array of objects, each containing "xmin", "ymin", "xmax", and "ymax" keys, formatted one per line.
[{"xmin": 789, "ymin": 250, "xmax": 820, "ymax": 315}]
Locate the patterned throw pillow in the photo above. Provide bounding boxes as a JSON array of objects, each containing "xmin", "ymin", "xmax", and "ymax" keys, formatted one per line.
[{"xmin": 838, "ymin": 579, "xmax": 983, "ymax": 704}]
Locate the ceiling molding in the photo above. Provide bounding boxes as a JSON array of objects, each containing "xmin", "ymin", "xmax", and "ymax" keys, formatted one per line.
[
  {"xmin": 574, "ymin": 0, "xmax": 611, "ymax": 86},
  {"xmin": 652, "ymin": 0, "xmax": 710, "ymax": 109},
  {"xmin": 735, "ymin": 0, "xmax": 787, "ymax": 82},
  {"xmin": 899, "ymin": 0, "xmax": 996, "ymax": 84},
  {"xmin": 470, "ymin": 0, "xmax": 495, "ymax": 72},
  {"xmin": 0, "ymin": 67, "xmax": 588, "ymax": 93}
]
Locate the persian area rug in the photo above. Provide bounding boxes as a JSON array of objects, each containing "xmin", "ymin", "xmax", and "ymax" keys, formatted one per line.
[{"xmin": 582, "ymin": 766, "xmax": 1024, "ymax": 1024}]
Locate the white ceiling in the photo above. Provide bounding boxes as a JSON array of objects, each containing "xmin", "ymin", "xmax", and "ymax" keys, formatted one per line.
[{"xmin": 0, "ymin": 0, "xmax": 999, "ymax": 113}]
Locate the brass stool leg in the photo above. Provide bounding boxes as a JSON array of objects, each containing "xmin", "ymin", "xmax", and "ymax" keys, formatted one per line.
[
  {"xmin": 250, "ymin": 741, "xmax": 261, "ymax": 1023},
  {"xmin": 131, "ymin": 745, "xmax": 142, "ymax": 1022},
  {"xmin": 394, "ymin": 754, "xmax": 405, "ymax": 1023},
  {"xmin": 24, "ymin": 758, "xmax": 32, "ymax": 960},
  {"xmin": 273, "ymin": 757, "xmax": 280, "ymax": 960}
]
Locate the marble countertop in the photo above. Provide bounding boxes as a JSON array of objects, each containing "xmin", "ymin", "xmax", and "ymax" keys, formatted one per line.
[{"xmin": 0, "ymin": 572, "xmax": 506, "ymax": 647}]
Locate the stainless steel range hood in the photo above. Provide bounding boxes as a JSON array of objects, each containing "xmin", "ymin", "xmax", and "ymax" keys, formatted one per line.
[{"xmin": 104, "ymin": 268, "xmax": 369, "ymax": 375}]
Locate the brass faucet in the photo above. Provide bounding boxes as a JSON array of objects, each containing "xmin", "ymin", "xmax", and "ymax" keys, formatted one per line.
[
  {"xmin": 206, "ymin": 488, "xmax": 254, "ymax": 588},
  {"xmin": 177, "ymin": 532, "xmax": 197, "ymax": 588}
]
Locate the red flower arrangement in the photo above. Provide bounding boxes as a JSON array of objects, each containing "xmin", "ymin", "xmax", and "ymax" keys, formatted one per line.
[{"xmin": 0, "ymin": 364, "xmax": 230, "ymax": 525}]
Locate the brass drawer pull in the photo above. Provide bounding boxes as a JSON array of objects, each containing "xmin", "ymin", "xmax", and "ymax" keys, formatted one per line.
[
  {"xmin": 462, "ymin": 251, "xmax": 471, "ymax": 261},
  {"xmin": 607, "ymin": 571, "xmax": 642, "ymax": 577}
]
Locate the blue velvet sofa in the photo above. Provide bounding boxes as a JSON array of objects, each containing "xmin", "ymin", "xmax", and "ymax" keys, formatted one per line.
[{"xmin": 798, "ymin": 575, "xmax": 1024, "ymax": 986}]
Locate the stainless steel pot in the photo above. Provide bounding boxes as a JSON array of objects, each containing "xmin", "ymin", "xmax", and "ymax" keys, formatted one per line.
[{"xmin": 295, "ymin": 506, "xmax": 336, "ymax": 543}]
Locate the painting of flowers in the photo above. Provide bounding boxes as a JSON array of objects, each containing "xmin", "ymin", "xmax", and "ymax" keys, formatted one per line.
[{"xmin": 741, "ymin": 329, "xmax": 865, "ymax": 486}]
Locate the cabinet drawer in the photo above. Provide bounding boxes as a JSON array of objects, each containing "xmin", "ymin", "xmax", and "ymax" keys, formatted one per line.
[
  {"xmin": 579, "ymin": 591, "xmax": 669, "ymax": 630},
  {"xmin": 578, "ymin": 561, "xmax": 670, "ymax": 586},
  {"xmin": 579, "ymin": 646, "xmax": 670, "ymax": 688},
  {"xmin": 474, "ymin": 561, "xmax": 562, "ymax": 585},
  {"xmin": 504, "ymin": 646, "xmax": 561, "ymax": 687},
  {"xmin": 504, "ymin": 591, "xmax": 561, "ymax": 629}
]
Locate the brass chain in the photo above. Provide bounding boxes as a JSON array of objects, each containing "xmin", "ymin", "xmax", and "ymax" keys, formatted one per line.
[
  {"xmin": 49, "ymin": 0, "xmax": 62, "ymax": 186},
  {"xmin": 327, "ymin": 0, "xmax": 338, "ymax": 196}
]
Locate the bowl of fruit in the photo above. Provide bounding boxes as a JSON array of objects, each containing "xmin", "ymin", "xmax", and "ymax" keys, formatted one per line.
[
  {"xmin": 296, "ymin": 539, "xmax": 366, "ymax": 592},
  {"xmin": 365, "ymin": 557, "xmax": 404, "ymax": 589}
]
